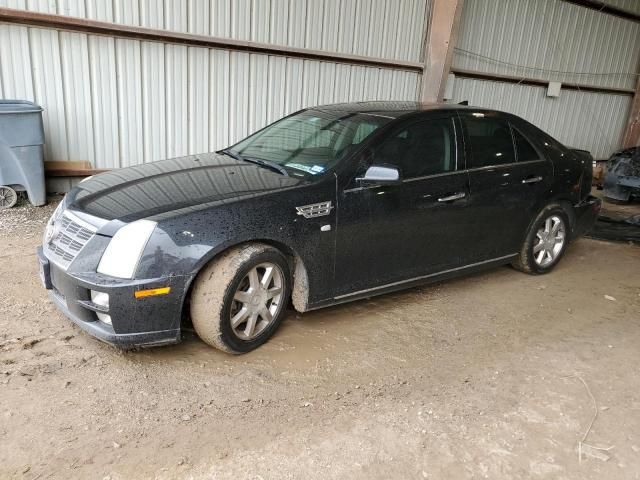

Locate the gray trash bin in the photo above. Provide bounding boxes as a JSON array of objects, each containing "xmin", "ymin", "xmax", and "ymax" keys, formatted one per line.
[{"xmin": 0, "ymin": 100, "xmax": 46, "ymax": 208}]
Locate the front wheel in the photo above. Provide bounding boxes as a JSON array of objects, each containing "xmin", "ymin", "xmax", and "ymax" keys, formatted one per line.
[
  {"xmin": 512, "ymin": 205, "xmax": 570, "ymax": 275},
  {"xmin": 190, "ymin": 243, "xmax": 291, "ymax": 354}
]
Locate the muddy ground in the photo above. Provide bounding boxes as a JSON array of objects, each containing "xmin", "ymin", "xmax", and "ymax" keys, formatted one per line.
[{"xmin": 1, "ymin": 196, "xmax": 639, "ymax": 480}]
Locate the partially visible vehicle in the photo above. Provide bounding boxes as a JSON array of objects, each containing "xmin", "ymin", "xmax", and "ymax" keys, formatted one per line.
[{"xmin": 604, "ymin": 147, "xmax": 640, "ymax": 203}]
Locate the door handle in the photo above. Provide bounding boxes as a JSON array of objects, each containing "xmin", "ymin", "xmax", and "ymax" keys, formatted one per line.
[
  {"xmin": 522, "ymin": 176, "xmax": 543, "ymax": 184},
  {"xmin": 437, "ymin": 192, "xmax": 466, "ymax": 202}
]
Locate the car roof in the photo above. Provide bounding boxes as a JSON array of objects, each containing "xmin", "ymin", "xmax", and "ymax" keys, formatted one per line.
[{"xmin": 308, "ymin": 101, "xmax": 500, "ymax": 119}]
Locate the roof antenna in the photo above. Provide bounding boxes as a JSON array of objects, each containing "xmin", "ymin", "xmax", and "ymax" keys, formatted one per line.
[{"xmin": 458, "ymin": 100, "xmax": 469, "ymax": 106}]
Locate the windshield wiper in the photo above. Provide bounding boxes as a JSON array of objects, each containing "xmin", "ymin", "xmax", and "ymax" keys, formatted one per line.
[
  {"xmin": 219, "ymin": 148, "xmax": 243, "ymax": 162},
  {"xmin": 243, "ymin": 157, "xmax": 289, "ymax": 177},
  {"xmin": 220, "ymin": 148, "xmax": 288, "ymax": 177}
]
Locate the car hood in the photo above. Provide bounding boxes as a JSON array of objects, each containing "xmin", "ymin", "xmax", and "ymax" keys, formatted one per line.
[{"xmin": 65, "ymin": 153, "xmax": 304, "ymax": 222}]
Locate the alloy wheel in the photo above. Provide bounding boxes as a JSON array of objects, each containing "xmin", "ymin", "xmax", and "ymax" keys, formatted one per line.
[
  {"xmin": 533, "ymin": 215, "xmax": 566, "ymax": 267},
  {"xmin": 230, "ymin": 262, "xmax": 284, "ymax": 340}
]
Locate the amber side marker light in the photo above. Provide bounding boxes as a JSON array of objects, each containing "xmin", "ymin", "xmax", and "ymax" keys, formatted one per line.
[{"xmin": 134, "ymin": 287, "xmax": 171, "ymax": 299}]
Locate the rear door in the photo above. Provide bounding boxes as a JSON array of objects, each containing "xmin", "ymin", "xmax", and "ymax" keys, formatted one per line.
[{"xmin": 459, "ymin": 112, "xmax": 553, "ymax": 260}]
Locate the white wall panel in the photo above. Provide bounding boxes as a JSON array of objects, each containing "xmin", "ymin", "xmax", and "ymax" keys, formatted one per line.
[
  {"xmin": 113, "ymin": 0, "xmax": 140, "ymax": 26},
  {"xmin": 249, "ymin": 54, "xmax": 269, "ymax": 133},
  {"xmin": 188, "ymin": 0, "xmax": 210, "ymax": 35},
  {"xmin": 30, "ymin": 28, "xmax": 67, "ymax": 162},
  {"xmin": 210, "ymin": 0, "xmax": 231, "ymax": 37},
  {"xmin": 141, "ymin": 42, "xmax": 166, "ymax": 163},
  {"xmin": 0, "ymin": 0, "xmax": 26, "ymax": 8},
  {"xmin": 266, "ymin": 56, "xmax": 287, "ymax": 123},
  {"xmin": 228, "ymin": 52, "xmax": 251, "ymax": 141},
  {"xmin": 165, "ymin": 44, "xmax": 188, "ymax": 158},
  {"xmin": 455, "ymin": 0, "xmax": 640, "ymax": 90},
  {"xmin": 209, "ymin": 49, "xmax": 230, "ymax": 151},
  {"xmin": 115, "ymin": 38, "xmax": 144, "ymax": 167},
  {"xmin": 188, "ymin": 47, "xmax": 210, "ymax": 154},
  {"xmin": 59, "ymin": 31, "xmax": 94, "ymax": 163},
  {"xmin": 25, "ymin": 0, "xmax": 53, "ymax": 13},
  {"xmin": 0, "ymin": 25, "xmax": 33, "ymax": 100},
  {"xmin": 450, "ymin": 77, "xmax": 632, "ymax": 159},
  {"xmin": 89, "ymin": 36, "xmax": 120, "ymax": 169},
  {"xmin": 269, "ymin": 0, "xmax": 288, "ymax": 45}
]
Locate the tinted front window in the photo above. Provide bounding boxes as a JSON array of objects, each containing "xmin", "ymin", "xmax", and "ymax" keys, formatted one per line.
[
  {"xmin": 230, "ymin": 110, "xmax": 392, "ymax": 178},
  {"xmin": 462, "ymin": 115, "xmax": 515, "ymax": 167},
  {"xmin": 513, "ymin": 128, "xmax": 540, "ymax": 162},
  {"xmin": 373, "ymin": 118, "xmax": 456, "ymax": 179}
]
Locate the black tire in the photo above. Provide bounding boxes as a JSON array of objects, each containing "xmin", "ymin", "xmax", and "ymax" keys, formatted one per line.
[
  {"xmin": 512, "ymin": 204, "xmax": 571, "ymax": 275},
  {"xmin": 190, "ymin": 243, "xmax": 291, "ymax": 354}
]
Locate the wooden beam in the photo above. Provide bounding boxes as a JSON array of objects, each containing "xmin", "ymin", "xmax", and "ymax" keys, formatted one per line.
[
  {"xmin": 44, "ymin": 161, "xmax": 108, "ymax": 177},
  {"xmin": 0, "ymin": 7, "xmax": 423, "ymax": 73},
  {"xmin": 623, "ymin": 76, "xmax": 640, "ymax": 148},
  {"xmin": 421, "ymin": 0, "xmax": 464, "ymax": 103},
  {"xmin": 45, "ymin": 169, "xmax": 109, "ymax": 177}
]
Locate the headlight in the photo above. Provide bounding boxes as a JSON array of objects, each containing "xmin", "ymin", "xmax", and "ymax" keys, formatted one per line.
[{"xmin": 97, "ymin": 220, "xmax": 157, "ymax": 279}]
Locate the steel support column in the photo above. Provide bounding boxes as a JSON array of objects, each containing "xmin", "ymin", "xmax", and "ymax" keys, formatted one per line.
[{"xmin": 420, "ymin": 0, "xmax": 464, "ymax": 103}]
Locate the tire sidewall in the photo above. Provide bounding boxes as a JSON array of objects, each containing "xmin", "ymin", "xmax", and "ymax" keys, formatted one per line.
[
  {"xmin": 218, "ymin": 249, "xmax": 291, "ymax": 353},
  {"xmin": 525, "ymin": 206, "xmax": 571, "ymax": 274}
]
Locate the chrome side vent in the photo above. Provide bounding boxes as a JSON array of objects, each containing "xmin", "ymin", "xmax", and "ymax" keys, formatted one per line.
[{"xmin": 295, "ymin": 201, "xmax": 333, "ymax": 219}]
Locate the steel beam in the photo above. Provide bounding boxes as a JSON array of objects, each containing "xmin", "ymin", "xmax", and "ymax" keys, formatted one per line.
[
  {"xmin": 420, "ymin": 0, "xmax": 464, "ymax": 103},
  {"xmin": 623, "ymin": 76, "xmax": 640, "ymax": 148},
  {"xmin": 0, "ymin": 7, "xmax": 423, "ymax": 73}
]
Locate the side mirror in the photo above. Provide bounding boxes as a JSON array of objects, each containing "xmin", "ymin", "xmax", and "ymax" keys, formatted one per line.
[{"xmin": 356, "ymin": 164, "xmax": 402, "ymax": 186}]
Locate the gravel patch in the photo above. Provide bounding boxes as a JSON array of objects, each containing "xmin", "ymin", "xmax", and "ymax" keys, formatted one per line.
[{"xmin": 0, "ymin": 195, "xmax": 62, "ymax": 240}]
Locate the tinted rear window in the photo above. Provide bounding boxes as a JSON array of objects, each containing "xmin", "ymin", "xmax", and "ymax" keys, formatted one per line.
[
  {"xmin": 462, "ymin": 115, "xmax": 515, "ymax": 167},
  {"xmin": 513, "ymin": 128, "xmax": 540, "ymax": 162}
]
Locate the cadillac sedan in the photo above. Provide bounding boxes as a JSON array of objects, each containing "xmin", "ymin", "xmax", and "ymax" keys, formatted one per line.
[{"xmin": 37, "ymin": 102, "xmax": 601, "ymax": 353}]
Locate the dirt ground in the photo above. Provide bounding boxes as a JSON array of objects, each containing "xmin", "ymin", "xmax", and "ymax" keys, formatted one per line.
[{"xmin": 1, "ymin": 196, "xmax": 640, "ymax": 480}]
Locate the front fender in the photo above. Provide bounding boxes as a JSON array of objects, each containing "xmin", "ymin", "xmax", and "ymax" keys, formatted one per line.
[{"xmin": 135, "ymin": 184, "xmax": 337, "ymax": 305}]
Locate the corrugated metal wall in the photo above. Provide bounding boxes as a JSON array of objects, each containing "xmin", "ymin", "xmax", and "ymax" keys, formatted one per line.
[
  {"xmin": 454, "ymin": 0, "xmax": 640, "ymax": 91},
  {"xmin": 450, "ymin": 77, "xmax": 633, "ymax": 159},
  {"xmin": 0, "ymin": 0, "xmax": 428, "ymax": 171},
  {"xmin": 451, "ymin": 0, "xmax": 639, "ymax": 158},
  {"xmin": 601, "ymin": 0, "xmax": 640, "ymax": 16}
]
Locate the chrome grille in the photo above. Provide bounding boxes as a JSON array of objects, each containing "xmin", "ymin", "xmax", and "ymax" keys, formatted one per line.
[{"xmin": 44, "ymin": 211, "xmax": 97, "ymax": 269}]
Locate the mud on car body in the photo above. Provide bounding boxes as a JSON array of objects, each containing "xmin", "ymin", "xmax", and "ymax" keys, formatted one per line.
[{"xmin": 38, "ymin": 102, "xmax": 601, "ymax": 353}]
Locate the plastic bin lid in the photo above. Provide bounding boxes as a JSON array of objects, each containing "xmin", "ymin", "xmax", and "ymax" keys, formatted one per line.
[{"xmin": 0, "ymin": 100, "xmax": 43, "ymax": 113}]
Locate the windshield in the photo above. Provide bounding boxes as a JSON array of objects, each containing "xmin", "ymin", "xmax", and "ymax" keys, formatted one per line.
[{"xmin": 228, "ymin": 109, "xmax": 392, "ymax": 178}]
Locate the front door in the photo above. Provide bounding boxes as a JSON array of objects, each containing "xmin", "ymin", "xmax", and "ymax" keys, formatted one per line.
[{"xmin": 334, "ymin": 114, "xmax": 472, "ymax": 297}]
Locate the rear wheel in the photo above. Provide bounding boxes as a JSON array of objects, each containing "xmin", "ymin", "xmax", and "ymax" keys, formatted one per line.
[
  {"xmin": 512, "ymin": 205, "xmax": 570, "ymax": 275},
  {"xmin": 190, "ymin": 243, "xmax": 291, "ymax": 354}
]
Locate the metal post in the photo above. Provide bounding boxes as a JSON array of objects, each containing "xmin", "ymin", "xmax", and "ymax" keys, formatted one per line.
[{"xmin": 420, "ymin": 0, "xmax": 464, "ymax": 103}]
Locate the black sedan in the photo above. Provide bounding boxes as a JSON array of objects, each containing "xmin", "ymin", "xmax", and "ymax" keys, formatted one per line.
[{"xmin": 38, "ymin": 102, "xmax": 601, "ymax": 353}]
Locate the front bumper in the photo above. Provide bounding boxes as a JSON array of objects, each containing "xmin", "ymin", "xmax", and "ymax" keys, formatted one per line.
[
  {"xmin": 37, "ymin": 246, "xmax": 191, "ymax": 348},
  {"xmin": 572, "ymin": 195, "xmax": 602, "ymax": 238}
]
